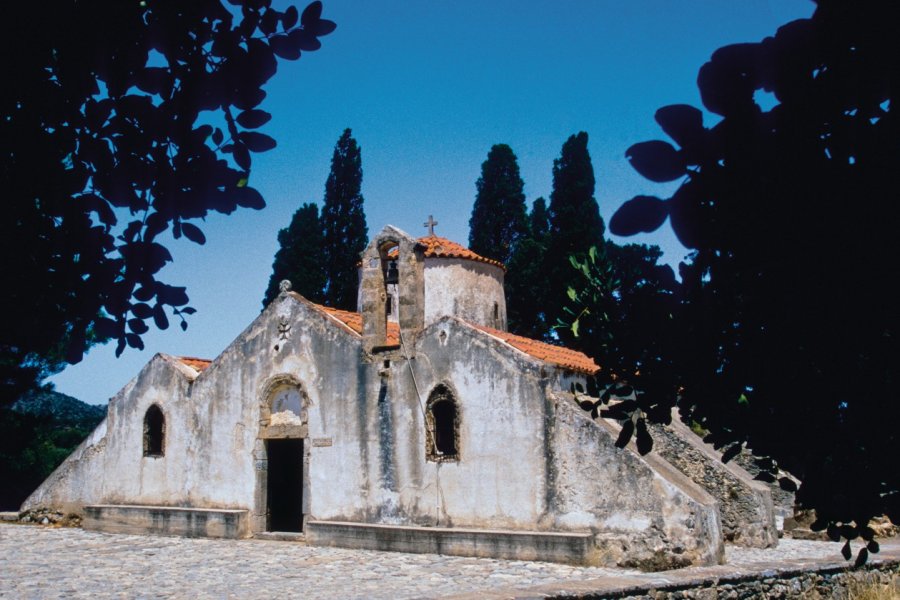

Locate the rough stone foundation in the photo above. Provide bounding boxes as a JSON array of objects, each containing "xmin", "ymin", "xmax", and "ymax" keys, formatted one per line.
[{"xmin": 610, "ymin": 564, "xmax": 899, "ymax": 599}]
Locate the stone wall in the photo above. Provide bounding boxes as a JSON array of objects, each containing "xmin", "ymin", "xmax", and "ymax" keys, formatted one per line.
[
  {"xmin": 646, "ymin": 411, "xmax": 778, "ymax": 548},
  {"xmin": 612, "ymin": 563, "xmax": 899, "ymax": 600}
]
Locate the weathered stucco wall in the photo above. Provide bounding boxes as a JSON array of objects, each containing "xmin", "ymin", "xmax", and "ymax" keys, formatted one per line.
[
  {"xmin": 24, "ymin": 293, "xmax": 366, "ymax": 518},
  {"xmin": 549, "ymin": 398, "xmax": 725, "ymax": 569},
  {"xmin": 423, "ymin": 258, "xmax": 506, "ymax": 330}
]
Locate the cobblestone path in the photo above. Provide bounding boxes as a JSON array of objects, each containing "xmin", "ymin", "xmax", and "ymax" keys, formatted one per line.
[{"xmin": 1, "ymin": 525, "xmax": 896, "ymax": 599}]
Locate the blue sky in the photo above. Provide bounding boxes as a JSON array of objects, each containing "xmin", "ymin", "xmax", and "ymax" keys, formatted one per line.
[{"xmin": 51, "ymin": 0, "xmax": 815, "ymax": 404}]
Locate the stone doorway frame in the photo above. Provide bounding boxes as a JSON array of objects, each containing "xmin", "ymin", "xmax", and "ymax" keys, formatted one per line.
[{"xmin": 252, "ymin": 374, "xmax": 311, "ymax": 534}]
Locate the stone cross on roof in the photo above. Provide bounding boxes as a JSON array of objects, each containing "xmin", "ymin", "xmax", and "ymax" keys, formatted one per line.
[{"xmin": 424, "ymin": 215, "xmax": 438, "ymax": 236}]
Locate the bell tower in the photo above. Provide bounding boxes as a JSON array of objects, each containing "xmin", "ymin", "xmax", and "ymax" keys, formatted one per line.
[{"xmin": 358, "ymin": 226, "xmax": 425, "ymax": 354}]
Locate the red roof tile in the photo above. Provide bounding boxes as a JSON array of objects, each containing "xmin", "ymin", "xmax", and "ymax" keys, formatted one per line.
[
  {"xmin": 177, "ymin": 356, "xmax": 212, "ymax": 372},
  {"xmin": 387, "ymin": 235, "xmax": 505, "ymax": 270},
  {"xmin": 471, "ymin": 325, "xmax": 600, "ymax": 375},
  {"xmin": 315, "ymin": 304, "xmax": 400, "ymax": 346}
]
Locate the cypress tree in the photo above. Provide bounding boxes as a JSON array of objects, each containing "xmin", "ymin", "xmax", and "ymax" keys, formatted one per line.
[
  {"xmin": 545, "ymin": 132, "xmax": 605, "ymax": 333},
  {"xmin": 262, "ymin": 203, "xmax": 326, "ymax": 307},
  {"xmin": 468, "ymin": 144, "xmax": 529, "ymax": 266},
  {"xmin": 529, "ymin": 197, "xmax": 550, "ymax": 244},
  {"xmin": 321, "ymin": 129, "xmax": 368, "ymax": 310},
  {"xmin": 507, "ymin": 197, "xmax": 551, "ymax": 338}
]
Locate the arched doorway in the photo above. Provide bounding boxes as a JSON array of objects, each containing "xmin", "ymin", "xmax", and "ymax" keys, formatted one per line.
[{"xmin": 256, "ymin": 378, "xmax": 309, "ymax": 533}]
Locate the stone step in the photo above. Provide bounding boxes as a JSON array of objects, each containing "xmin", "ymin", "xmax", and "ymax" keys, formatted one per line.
[{"xmin": 253, "ymin": 531, "xmax": 307, "ymax": 543}]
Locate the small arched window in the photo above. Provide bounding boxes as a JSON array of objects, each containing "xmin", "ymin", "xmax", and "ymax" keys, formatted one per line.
[
  {"xmin": 143, "ymin": 405, "xmax": 165, "ymax": 457},
  {"xmin": 426, "ymin": 386, "xmax": 459, "ymax": 462}
]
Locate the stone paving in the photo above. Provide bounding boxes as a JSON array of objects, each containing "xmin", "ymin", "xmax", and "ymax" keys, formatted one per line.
[{"xmin": 1, "ymin": 524, "xmax": 898, "ymax": 599}]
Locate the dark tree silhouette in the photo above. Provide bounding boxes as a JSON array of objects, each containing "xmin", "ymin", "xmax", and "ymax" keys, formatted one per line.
[
  {"xmin": 507, "ymin": 198, "xmax": 550, "ymax": 338},
  {"xmin": 545, "ymin": 132, "xmax": 606, "ymax": 340},
  {"xmin": 263, "ymin": 203, "xmax": 326, "ymax": 306},
  {"xmin": 597, "ymin": 0, "xmax": 897, "ymax": 557},
  {"xmin": 0, "ymin": 1, "xmax": 336, "ymax": 405},
  {"xmin": 468, "ymin": 144, "xmax": 529, "ymax": 266},
  {"xmin": 529, "ymin": 197, "xmax": 551, "ymax": 245},
  {"xmin": 320, "ymin": 129, "xmax": 368, "ymax": 310}
]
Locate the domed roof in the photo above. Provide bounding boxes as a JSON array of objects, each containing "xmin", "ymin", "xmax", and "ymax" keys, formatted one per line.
[{"xmin": 388, "ymin": 235, "xmax": 505, "ymax": 270}]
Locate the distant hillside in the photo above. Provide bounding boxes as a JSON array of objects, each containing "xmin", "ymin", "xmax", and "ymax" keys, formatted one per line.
[
  {"xmin": 12, "ymin": 389, "xmax": 105, "ymax": 426},
  {"xmin": 1, "ymin": 389, "xmax": 106, "ymax": 510}
]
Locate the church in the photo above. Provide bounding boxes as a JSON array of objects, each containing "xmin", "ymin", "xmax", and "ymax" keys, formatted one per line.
[{"xmin": 23, "ymin": 224, "xmax": 778, "ymax": 570}]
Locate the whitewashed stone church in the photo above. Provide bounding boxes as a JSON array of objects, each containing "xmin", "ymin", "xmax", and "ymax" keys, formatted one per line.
[{"xmin": 24, "ymin": 224, "xmax": 778, "ymax": 570}]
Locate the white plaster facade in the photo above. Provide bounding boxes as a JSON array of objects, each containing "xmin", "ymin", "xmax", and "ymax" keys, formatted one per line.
[{"xmin": 24, "ymin": 225, "xmax": 778, "ymax": 569}]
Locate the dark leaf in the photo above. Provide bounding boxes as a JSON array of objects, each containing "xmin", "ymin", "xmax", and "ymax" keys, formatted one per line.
[
  {"xmin": 131, "ymin": 303, "xmax": 154, "ymax": 319},
  {"xmin": 157, "ymin": 284, "xmax": 189, "ymax": 306},
  {"xmin": 668, "ymin": 179, "xmax": 703, "ymax": 249},
  {"xmin": 260, "ymin": 8, "xmax": 279, "ymax": 34},
  {"xmin": 153, "ymin": 304, "xmax": 169, "ymax": 330},
  {"xmin": 841, "ymin": 541, "xmax": 852, "ymax": 560},
  {"xmin": 867, "ymin": 540, "xmax": 879, "ymax": 553},
  {"xmin": 128, "ymin": 318, "xmax": 149, "ymax": 335},
  {"xmin": 234, "ymin": 186, "xmax": 266, "ymax": 209},
  {"xmin": 722, "ymin": 442, "xmax": 742, "ymax": 463},
  {"xmin": 635, "ymin": 418, "xmax": 653, "ymax": 454},
  {"xmin": 610, "ymin": 195, "xmax": 669, "ymax": 236},
  {"xmin": 269, "ymin": 33, "xmax": 301, "ymax": 60},
  {"xmin": 246, "ymin": 38, "xmax": 278, "ymax": 85},
  {"xmin": 181, "ymin": 223, "xmax": 207, "ymax": 245},
  {"xmin": 625, "ymin": 141, "xmax": 686, "ymax": 183},
  {"xmin": 239, "ymin": 131, "xmax": 277, "ymax": 152},
  {"xmin": 65, "ymin": 330, "xmax": 86, "ymax": 364},
  {"xmin": 615, "ymin": 419, "xmax": 635, "ymax": 448},
  {"xmin": 134, "ymin": 286, "xmax": 154, "ymax": 302},
  {"xmin": 855, "ymin": 546, "xmax": 868, "ymax": 566},
  {"xmin": 654, "ymin": 104, "xmax": 704, "ymax": 151},
  {"xmin": 578, "ymin": 400, "xmax": 595, "ymax": 411},
  {"xmin": 778, "ymin": 477, "xmax": 798, "ymax": 492},
  {"xmin": 180, "ymin": 320, "xmax": 188, "ymax": 331},
  {"xmin": 234, "ymin": 87, "xmax": 267, "ymax": 110},
  {"xmin": 301, "ymin": 1, "xmax": 323, "ymax": 26},
  {"xmin": 126, "ymin": 333, "xmax": 145, "ymax": 350},
  {"xmin": 613, "ymin": 384, "xmax": 634, "ymax": 397},
  {"xmin": 212, "ymin": 128, "xmax": 224, "ymax": 146},
  {"xmin": 839, "ymin": 525, "xmax": 858, "ymax": 540},
  {"xmin": 144, "ymin": 212, "xmax": 169, "ymax": 242},
  {"xmin": 236, "ymin": 109, "xmax": 272, "ymax": 129},
  {"xmin": 94, "ymin": 317, "xmax": 119, "ymax": 339},
  {"xmin": 115, "ymin": 337, "xmax": 126, "ymax": 357},
  {"xmin": 827, "ymin": 524, "xmax": 841, "ymax": 542},
  {"xmin": 810, "ymin": 518, "xmax": 828, "ymax": 532},
  {"xmin": 754, "ymin": 471, "xmax": 776, "ymax": 483},
  {"xmin": 282, "ymin": 5, "xmax": 298, "ymax": 29},
  {"xmin": 289, "ymin": 28, "xmax": 321, "ymax": 51},
  {"xmin": 311, "ymin": 18, "xmax": 336, "ymax": 36},
  {"xmin": 180, "ymin": 307, "xmax": 197, "ymax": 315},
  {"xmin": 234, "ymin": 142, "xmax": 251, "ymax": 170}
]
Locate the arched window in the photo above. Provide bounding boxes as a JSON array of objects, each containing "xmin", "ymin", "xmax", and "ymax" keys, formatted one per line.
[
  {"xmin": 143, "ymin": 405, "xmax": 165, "ymax": 457},
  {"xmin": 426, "ymin": 386, "xmax": 459, "ymax": 462}
]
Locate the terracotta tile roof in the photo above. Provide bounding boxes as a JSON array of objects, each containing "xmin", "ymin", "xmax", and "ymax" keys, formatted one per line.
[
  {"xmin": 177, "ymin": 356, "xmax": 212, "ymax": 372},
  {"xmin": 315, "ymin": 304, "xmax": 401, "ymax": 346},
  {"xmin": 471, "ymin": 325, "xmax": 600, "ymax": 375},
  {"xmin": 387, "ymin": 235, "xmax": 505, "ymax": 270}
]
